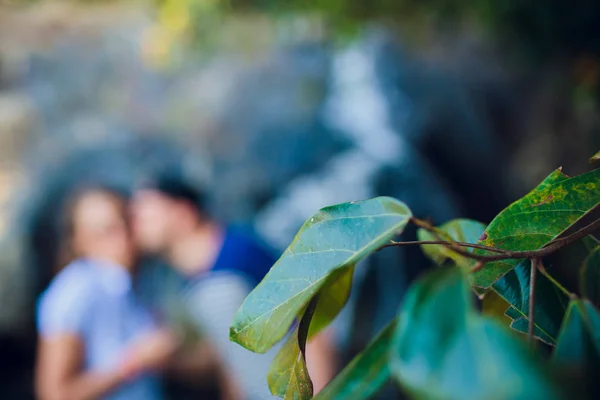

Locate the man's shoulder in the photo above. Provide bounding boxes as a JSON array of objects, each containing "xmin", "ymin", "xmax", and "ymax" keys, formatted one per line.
[
  {"xmin": 225, "ymin": 226, "xmax": 263, "ymax": 249},
  {"xmin": 216, "ymin": 227, "xmax": 277, "ymax": 283},
  {"xmin": 224, "ymin": 226, "xmax": 276, "ymax": 262}
]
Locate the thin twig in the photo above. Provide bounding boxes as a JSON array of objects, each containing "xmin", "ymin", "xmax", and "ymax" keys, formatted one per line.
[
  {"xmin": 470, "ymin": 261, "xmax": 486, "ymax": 273},
  {"xmin": 409, "ymin": 217, "xmax": 600, "ymax": 262},
  {"xmin": 541, "ymin": 217, "xmax": 600, "ymax": 250},
  {"xmin": 528, "ymin": 259, "xmax": 539, "ymax": 345},
  {"xmin": 380, "ymin": 240, "xmax": 509, "ymax": 253}
]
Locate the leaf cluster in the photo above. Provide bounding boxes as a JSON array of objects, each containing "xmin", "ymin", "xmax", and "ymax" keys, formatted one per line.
[{"xmin": 230, "ymin": 159, "xmax": 600, "ymax": 399}]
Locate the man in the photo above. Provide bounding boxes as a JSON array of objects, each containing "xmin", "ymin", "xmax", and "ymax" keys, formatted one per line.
[{"xmin": 131, "ymin": 172, "xmax": 335, "ymax": 399}]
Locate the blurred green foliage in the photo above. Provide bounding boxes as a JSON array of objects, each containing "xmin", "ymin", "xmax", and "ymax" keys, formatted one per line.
[
  {"xmin": 151, "ymin": 0, "xmax": 600, "ymax": 60},
  {"xmin": 230, "ymin": 165, "xmax": 600, "ymax": 399}
]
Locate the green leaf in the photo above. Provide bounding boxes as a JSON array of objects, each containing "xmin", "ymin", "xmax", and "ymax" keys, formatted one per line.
[
  {"xmin": 481, "ymin": 290, "xmax": 513, "ymax": 324},
  {"xmin": 580, "ymin": 246, "xmax": 600, "ymax": 308},
  {"xmin": 553, "ymin": 300, "xmax": 600, "ymax": 363},
  {"xmin": 417, "ymin": 219, "xmax": 487, "ymax": 268},
  {"xmin": 491, "ymin": 260, "xmax": 568, "ymax": 345},
  {"xmin": 390, "ymin": 267, "xmax": 562, "ymax": 400},
  {"xmin": 267, "ymin": 298, "xmax": 317, "ymax": 399},
  {"xmin": 590, "ymin": 150, "xmax": 600, "ymax": 165},
  {"xmin": 308, "ymin": 266, "xmax": 354, "ymax": 338},
  {"xmin": 267, "ymin": 269, "xmax": 355, "ymax": 400},
  {"xmin": 230, "ymin": 197, "xmax": 412, "ymax": 354},
  {"xmin": 553, "ymin": 300, "xmax": 600, "ymax": 394},
  {"xmin": 313, "ymin": 318, "xmax": 396, "ymax": 400},
  {"xmin": 508, "ymin": 316, "xmax": 555, "ymax": 345},
  {"xmin": 473, "ymin": 168, "xmax": 600, "ymax": 289},
  {"xmin": 267, "ymin": 330, "xmax": 312, "ymax": 399}
]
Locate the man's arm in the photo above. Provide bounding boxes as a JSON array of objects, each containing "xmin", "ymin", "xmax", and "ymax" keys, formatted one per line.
[
  {"xmin": 306, "ymin": 328, "xmax": 337, "ymax": 394},
  {"xmin": 164, "ymin": 340, "xmax": 222, "ymax": 383},
  {"xmin": 186, "ymin": 273, "xmax": 278, "ymax": 399}
]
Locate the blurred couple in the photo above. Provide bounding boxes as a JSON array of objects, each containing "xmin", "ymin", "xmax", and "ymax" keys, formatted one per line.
[{"xmin": 35, "ymin": 172, "xmax": 335, "ymax": 400}]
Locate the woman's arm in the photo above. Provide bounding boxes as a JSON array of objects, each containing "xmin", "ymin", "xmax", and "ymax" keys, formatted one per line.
[
  {"xmin": 36, "ymin": 329, "xmax": 178, "ymax": 400},
  {"xmin": 36, "ymin": 334, "xmax": 126, "ymax": 400}
]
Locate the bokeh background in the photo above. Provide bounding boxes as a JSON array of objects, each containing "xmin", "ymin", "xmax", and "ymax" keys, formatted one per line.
[{"xmin": 0, "ymin": 0, "xmax": 599, "ymax": 398}]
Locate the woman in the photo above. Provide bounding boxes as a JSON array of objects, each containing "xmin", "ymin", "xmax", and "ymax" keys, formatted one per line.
[{"xmin": 36, "ymin": 186, "xmax": 178, "ymax": 400}]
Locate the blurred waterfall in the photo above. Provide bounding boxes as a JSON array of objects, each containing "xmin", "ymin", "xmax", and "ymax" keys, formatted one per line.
[
  {"xmin": 254, "ymin": 33, "xmax": 412, "ymax": 249},
  {"xmin": 253, "ymin": 34, "xmax": 461, "ymax": 381}
]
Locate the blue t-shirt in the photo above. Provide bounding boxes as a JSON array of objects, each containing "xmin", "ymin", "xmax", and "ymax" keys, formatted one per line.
[
  {"xmin": 37, "ymin": 259, "xmax": 162, "ymax": 400},
  {"xmin": 209, "ymin": 227, "xmax": 276, "ymax": 286}
]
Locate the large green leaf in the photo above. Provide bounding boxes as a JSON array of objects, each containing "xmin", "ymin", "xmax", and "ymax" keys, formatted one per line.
[
  {"xmin": 313, "ymin": 318, "xmax": 397, "ymax": 400},
  {"xmin": 473, "ymin": 168, "xmax": 600, "ymax": 289},
  {"xmin": 553, "ymin": 300, "xmax": 600, "ymax": 396},
  {"xmin": 230, "ymin": 197, "xmax": 412, "ymax": 354},
  {"xmin": 417, "ymin": 219, "xmax": 487, "ymax": 267},
  {"xmin": 580, "ymin": 246, "xmax": 600, "ymax": 308},
  {"xmin": 390, "ymin": 267, "xmax": 562, "ymax": 400},
  {"xmin": 491, "ymin": 260, "xmax": 568, "ymax": 345}
]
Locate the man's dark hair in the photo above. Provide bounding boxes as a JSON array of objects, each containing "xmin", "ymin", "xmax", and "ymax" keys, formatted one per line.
[{"xmin": 143, "ymin": 170, "xmax": 206, "ymax": 212}]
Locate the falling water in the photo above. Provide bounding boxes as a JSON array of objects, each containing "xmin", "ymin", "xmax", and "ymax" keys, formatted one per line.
[{"xmin": 254, "ymin": 33, "xmax": 414, "ymax": 249}]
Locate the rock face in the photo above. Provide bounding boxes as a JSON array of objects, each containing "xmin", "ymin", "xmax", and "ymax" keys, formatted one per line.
[{"xmin": 0, "ymin": 6, "xmax": 516, "ymax": 399}]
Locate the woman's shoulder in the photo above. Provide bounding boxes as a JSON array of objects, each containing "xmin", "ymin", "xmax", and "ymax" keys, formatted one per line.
[
  {"xmin": 37, "ymin": 260, "xmax": 99, "ymax": 335},
  {"xmin": 42, "ymin": 260, "xmax": 98, "ymax": 296},
  {"xmin": 38, "ymin": 261, "xmax": 102, "ymax": 315}
]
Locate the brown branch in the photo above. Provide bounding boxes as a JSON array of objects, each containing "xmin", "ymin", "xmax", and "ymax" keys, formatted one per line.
[
  {"xmin": 528, "ymin": 259, "xmax": 539, "ymax": 345},
  {"xmin": 409, "ymin": 217, "xmax": 600, "ymax": 262},
  {"xmin": 540, "ymin": 217, "xmax": 600, "ymax": 251},
  {"xmin": 380, "ymin": 240, "xmax": 509, "ymax": 253}
]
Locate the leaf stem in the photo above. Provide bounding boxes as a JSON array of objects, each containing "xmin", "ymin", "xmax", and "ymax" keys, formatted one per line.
[
  {"xmin": 536, "ymin": 261, "xmax": 573, "ymax": 297},
  {"xmin": 381, "ymin": 240, "xmax": 509, "ymax": 253},
  {"xmin": 470, "ymin": 261, "xmax": 486, "ymax": 273}
]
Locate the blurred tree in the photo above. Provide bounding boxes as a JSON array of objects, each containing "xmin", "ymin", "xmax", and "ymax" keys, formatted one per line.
[{"xmin": 149, "ymin": 0, "xmax": 600, "ymax": 60}]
